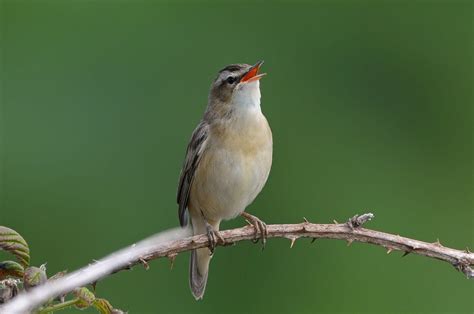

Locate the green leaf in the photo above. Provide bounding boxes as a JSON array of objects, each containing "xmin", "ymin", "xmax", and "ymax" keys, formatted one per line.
[
  {"xmin": 0, "ymin": 226, "xmax": 30, "ymax": 267},
  {"xmin": 73, "ymin": 287, "xmax": 96, "ymax": 309},
  {"xmin": 93, "ymin": 298, "xmax": 114, "ymax": 314},
  {"xmin": 93, "ymin": 298, "xmax": 126, "ymax": 314},
  {"xmin": 0, "ymin": 260, "xmax": 25, "ymax": 279}
]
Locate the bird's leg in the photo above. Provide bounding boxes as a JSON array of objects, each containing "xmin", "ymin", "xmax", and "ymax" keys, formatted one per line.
[
  {"xmin": 205, "ymin": 221, "xmax": 216, "ymax": 254},
  {"xmin": 201, "ymin": 211, "xmax": 225, "ymax": 255},
  {"xmin": 240, "ymin": 212, "xmax": 268, "ymax": 248}
]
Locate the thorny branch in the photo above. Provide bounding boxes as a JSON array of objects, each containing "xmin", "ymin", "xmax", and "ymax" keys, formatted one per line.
[{"xmin": 1, "ymin": 213, "xmax": 472, "ymax": 313}]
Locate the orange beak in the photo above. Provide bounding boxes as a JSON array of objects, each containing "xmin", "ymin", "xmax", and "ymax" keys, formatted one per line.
[{"xmin": 240, "ymin": 60, "xmax": 266, "ymax": 83}]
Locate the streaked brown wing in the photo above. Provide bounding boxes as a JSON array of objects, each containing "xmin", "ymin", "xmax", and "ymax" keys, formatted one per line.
[{"xmin": 177, "ymin": 120, "xmax": 209, "ymax": 226}]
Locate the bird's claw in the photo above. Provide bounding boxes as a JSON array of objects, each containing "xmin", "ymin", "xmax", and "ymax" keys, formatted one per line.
[
  {"xmin": 241, "ymin": 212, "xmax": 268, "ymax": 249},
  {"xmin": 205, "ymin": 222, "xmax": 225, "ymax": 255}
]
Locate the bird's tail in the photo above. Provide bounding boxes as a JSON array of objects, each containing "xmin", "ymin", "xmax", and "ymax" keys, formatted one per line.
[
  {"xmin": 189, "ymin": 217, "xmax": 219, "ymax": 300},
  {"xmin": 189, "ymin": 248, "xmax": 210, "ymax": 300}
]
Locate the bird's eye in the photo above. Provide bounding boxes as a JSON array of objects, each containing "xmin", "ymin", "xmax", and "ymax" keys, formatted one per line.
[{"xmin": 226, "ymin": 76, "xmax": 236, "ymax": 84}]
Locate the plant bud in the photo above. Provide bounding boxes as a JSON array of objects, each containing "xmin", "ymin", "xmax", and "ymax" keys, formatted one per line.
[
  {"xmin": 0, "ymin": 279, "xmax": 19, "ymax": 304},
  {"xmin": 23, "ymin": 266, "xmax": 47, "ymax": 290},
  {"xmin": 74, "ymin": 287, "xmax": 96, "ymax": 309}
]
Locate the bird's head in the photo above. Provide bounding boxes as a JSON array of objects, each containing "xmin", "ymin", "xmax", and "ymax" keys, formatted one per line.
[{"xmin": 208, "ymin": 61, "xmax": 266, "ymax": 110}]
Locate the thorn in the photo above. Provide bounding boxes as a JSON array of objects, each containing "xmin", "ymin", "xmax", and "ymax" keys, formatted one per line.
[
  {"xmin": 288, "ymin": 236, "xmax": 297, "ymax": 248},
  {"xmin": 311, "ymin": 238, "xmax": 317, "ymax": 244},
  {"xmin": 333, "ymin": 220, "xmax": 339, "ymax": 224},
  {"xmin": 452, "ymin": 261, "xmax": 471, "ymax": 278},
  {"xmin": 432, "ymin": 238, "xmax": 442, "ymax": 247},
  {"xmin": 91, "ymin": 281, "xmax": 97, "ymax": 291},
  {"xmin": 303, "ymin": 217, "xmax": 309, "ymax": 223},
  {"xmin": 464, "ymin": 247, "xmax": 471, "ymax": 254},
  {"xmin": 346, "ymin": 239, "xmax": 354, "ymax": 247},
  {"xmin": 167, "ymin": 253, "xmax": 178, "ymax": 270},
  {"xmin": 290, "ymin": 237, "xmax": 296, "ymax": 248},
  {"xmin": 386, "ymin": 248, "xmax": 393, "ymax": 254},
  {"xmin": 402, "ymin": 251, "xmax": 411, "ymax": 257},
  {"xmin": 139, "ymin": 258, "xmax": 150, "ymax": 270},
  {"xmin": 40, "ymin": 263, "xmax": 47, "ymax": 272}
]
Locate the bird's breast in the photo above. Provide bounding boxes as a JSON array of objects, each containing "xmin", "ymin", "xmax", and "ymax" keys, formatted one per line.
[{"xmin": 191, "ymin": 113, "xmax": 272, "ymax": 221}]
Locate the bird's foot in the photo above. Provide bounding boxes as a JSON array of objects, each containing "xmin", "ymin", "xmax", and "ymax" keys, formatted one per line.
[
  {"xmin": 205, "ymin": 221, "xmax": 225, "ymax": 255},
  {"xmin": 241, "ymin": 212, "xmax": 268, "ymax": 249}
]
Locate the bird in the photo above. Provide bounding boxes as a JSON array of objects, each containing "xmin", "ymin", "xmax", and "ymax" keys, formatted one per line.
[{"xmin": 177, "ymin": 61, "xmax": 273, "ymax": 300}]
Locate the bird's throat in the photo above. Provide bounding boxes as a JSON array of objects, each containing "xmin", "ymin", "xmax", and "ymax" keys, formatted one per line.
[{"xmin": 231, "ymin": 81, "xmax": 262, "ymax": 112}]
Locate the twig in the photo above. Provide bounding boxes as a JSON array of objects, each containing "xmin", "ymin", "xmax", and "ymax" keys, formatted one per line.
[
  {"xmin": 1, "ymin": 213, "xmax": 472, "ymax": 313},
  {"xmin": 37, "ymin": 298, "xmax": 80, "ymax": 314}
]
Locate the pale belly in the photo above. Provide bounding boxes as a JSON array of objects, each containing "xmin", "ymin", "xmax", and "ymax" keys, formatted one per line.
[{"xmin": 190, "ymin": 123, "xmax": 272, "ymax": 221}]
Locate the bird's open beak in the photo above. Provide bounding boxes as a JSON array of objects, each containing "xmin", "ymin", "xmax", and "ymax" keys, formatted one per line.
[{"xmin": 240, "ymin": 61, "xmax": 266, "ymax": 83}]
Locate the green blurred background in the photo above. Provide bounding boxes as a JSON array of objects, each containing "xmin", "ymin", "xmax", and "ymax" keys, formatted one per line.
[{"xmin": 1, "ymin": 0, "xmax": 473, "ymax": 313}]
